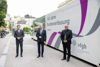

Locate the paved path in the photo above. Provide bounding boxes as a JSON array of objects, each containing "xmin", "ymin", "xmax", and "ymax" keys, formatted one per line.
[
  {"xmin": 0, "ymin": 34, "xmax": 93, "ymax": 67},
  {"xmin": 0, "ymin": 34, "xmax": 11, "ymax": 57}
]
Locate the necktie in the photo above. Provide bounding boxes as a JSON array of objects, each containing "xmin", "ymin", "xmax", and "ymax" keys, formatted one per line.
[
  {"xmin": 64, "ymin": 34, "xmax": 66, "ymax": 40},
  {"xmin": 64, "ymin": 31, "xmax": 67, "ymax": 40}
]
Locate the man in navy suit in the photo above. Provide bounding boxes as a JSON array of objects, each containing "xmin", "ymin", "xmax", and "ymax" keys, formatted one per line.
[
  {"xmin": 14, "ymin": 25, "xmax": 24, "ymax": 58},
  {"xmin": 36, "ymin": 25, "xmax": 46, "ymax": 58}
]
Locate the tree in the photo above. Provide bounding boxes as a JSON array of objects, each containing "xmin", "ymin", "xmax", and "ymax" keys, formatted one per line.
[
  {"xmin": 34, "ymin": 23, "xmax": 38, "ymax": 27},
  {"xmin": 23, "ymin": 27, "xmax": 29, "ymax": 32},
  {"xmin": 0, "ymin": 11, "xmax": 7, "ymax": 27},
  {"xmin": 0, "ymin": 0, "xmax": 7, "ymax": 27},
  {"xmin": 31, "ymin": 25, "xmax": 33, "ymax": 28},
  {"xmin": 31, "ymin": 23, "xmax": 38, "ymax": 28},
  {"xmin": 0, "ymin": 0, "xmax": 7, "ymax": 14}
]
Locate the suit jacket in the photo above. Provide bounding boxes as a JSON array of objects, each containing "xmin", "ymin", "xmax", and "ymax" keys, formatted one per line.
[
  {"xmin": 36, "ymin": 29, "xmax": 46, "ymax": 42},
  {"xmin": 14, "ymin": 30, "xmax": 25, "ymax": 41},
  {"xmin": 60, "ymin": 29, "xmax": 72, "ymax": 44}
]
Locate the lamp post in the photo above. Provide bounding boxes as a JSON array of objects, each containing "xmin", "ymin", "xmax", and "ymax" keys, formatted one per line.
[{"xmin": 33, "ymin": 22, "xmax": 34, "ymax": 38}]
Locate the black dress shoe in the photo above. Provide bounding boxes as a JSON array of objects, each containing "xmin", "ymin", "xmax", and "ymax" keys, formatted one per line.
[
  {"xmin": 37, "ymin": 55, "xmax": 40, "ymax": 58},
  {"xmin": 21, "ymin": 55, "xmax": 23, "ymax": 57},
  {"xmin": 15, "ymin": 55, "xmax": 18, "ymax": 58},
  {"xmin": 41, "ymin": 55, "xmax": 44, "ymax": 57},
  {"xmin": 61, "ymin": 58, "xmax": 66, "ymax": 60},
  {"xmin": 67, "ymin": 59, "xmax": 70, "ymax": 62}
]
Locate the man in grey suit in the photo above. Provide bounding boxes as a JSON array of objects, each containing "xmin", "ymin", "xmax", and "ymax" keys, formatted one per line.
[{"xmin": 14, "ymin": 25, "xmax": 24, "ymax": 58}]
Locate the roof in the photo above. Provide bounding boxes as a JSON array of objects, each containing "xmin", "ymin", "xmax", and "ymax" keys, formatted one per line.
[
  {"xmin": 17, "ymin": 21, "xmax": 26, "ymax": 24},
  {"xmin": 24, "ymin": 14, "xmax": 36, "ymax": 18}
]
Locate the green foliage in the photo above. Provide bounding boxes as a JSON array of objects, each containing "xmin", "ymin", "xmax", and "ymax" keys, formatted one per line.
[
  {"xmin": 0, "ymin": 11, "xmax": 7, "ymax": 27},
  {"xmin": 34, "ymin": 23, "xmax": 38, "ymax": 27},
  {"xmin": 23, "ymin": 27, "xmax": 30, "ymax": 32},
  {"xmin": 31, "ymin": 23, "xmax": 39, "ymax": 28},
  {"xmin": 0, "ymin": 11, "xmax": 6, "ymax": 20},
  {"xmin": 9, "ymin": 22, "xmax": 11, "ymax": 30},
  {"xmin": 33, "ymin": 16, "xmax": 45, "ymax": 23},
  {"xmin": 31, "ymin": 25, "xmax": 33, "ymax": 28},
  {"xmin": 2, "ymin": 30, "xmax": 5, "ymax": 32},
  {"xmin": 31, "ymin": 29, "xmax": 33, "ymax": 31},
  {"xmin": 0, "ymin": 0, "xmax": 7, "ymax": 14},
  {"xmin": 0, "ymin": 0, "xmax": 7, "ymax": 27},
  {"xmin": 25, "ymin": 32, "xmax": 30, "ymax": 34}
]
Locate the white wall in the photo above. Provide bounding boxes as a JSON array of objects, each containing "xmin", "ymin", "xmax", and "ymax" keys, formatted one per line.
[{"xmin": 45, "ymin": 0, "xmax": 100, "ymax": 66}]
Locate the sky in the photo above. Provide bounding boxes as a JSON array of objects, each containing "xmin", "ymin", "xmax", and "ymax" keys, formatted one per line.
[{"xmin": 7, "ymin": 0, "xmax": 65, "ymax": 18}]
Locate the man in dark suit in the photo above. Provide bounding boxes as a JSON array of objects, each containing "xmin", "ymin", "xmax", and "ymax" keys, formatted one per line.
[
  {"xmin": 60, "ymin": 25, "xmax": 72, "ymax": 62},
  {"xmin": 14, "ymin": 25, "xmax": 24, "ymax": 58},
  {"xmin": 36, "ymin": 25, "xmax": 46, "ymax": 58}
]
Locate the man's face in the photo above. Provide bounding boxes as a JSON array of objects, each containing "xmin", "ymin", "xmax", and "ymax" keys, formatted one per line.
[
  {"xmin": 40, "ymin": 25, "xmax": 43, "ymax": 29},
  {"xmin": 17, "ymin": 26, "xmax": 20, "ymax": 30},
  {"xmin": 65, "ymin": 25, "xmax": 68, "ymax": 30}
]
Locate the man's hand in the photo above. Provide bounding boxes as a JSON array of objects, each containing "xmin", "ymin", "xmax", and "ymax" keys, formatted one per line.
[
  {"xmin": 17, "ymin": 37, "xmax": 20, "ymax": 40},
  {"xmin": 44, "ymin": 41, "xmax": 46, "ymax": 44},
  {"xmin": 39, "ymin": 36, "xmax": 42, "ymax": 39},
  {"xmin": 63, "ymin": 40, "xmax": 67, "ymax": 43}
]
